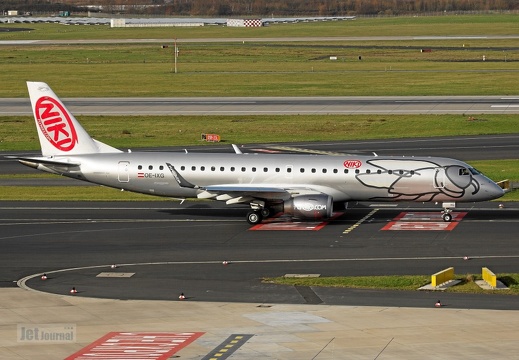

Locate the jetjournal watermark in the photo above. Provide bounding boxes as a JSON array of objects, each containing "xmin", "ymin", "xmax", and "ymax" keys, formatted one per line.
[{"xmin": 17, "ymin": 324, "xmax": 76, "ymax": 343}]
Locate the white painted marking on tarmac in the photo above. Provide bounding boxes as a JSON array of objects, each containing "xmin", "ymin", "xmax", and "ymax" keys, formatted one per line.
[{"xmin": 19, "ymin": 254, "xmax": 519, "ymax": 295}]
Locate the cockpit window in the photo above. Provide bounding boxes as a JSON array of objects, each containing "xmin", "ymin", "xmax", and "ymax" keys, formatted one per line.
[
  {"xmin": 469, "ymin": 167, "xmax": 480, "ymax": 175},
  {"xmin": 459, "ymin": 168, "xmax": 470, "ymax": 176}
]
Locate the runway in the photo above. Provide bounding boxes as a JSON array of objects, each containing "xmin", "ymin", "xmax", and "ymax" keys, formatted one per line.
[{"xmin": 2, "ymin": 95, "xmax": 519, "ymax": 115}]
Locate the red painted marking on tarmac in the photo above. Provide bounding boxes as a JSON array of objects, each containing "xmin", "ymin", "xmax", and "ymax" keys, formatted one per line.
[
  {"xmin": 250, "ymin": 212, "xmax": 343, "ymax": 231},
  {"xmin": 394, "ymin": 211, "xmax": 467, "ymax": 222},
  {"xmin": 65, "ymin": 332, "xmax": 204, "ymax": 360},
  {"xmin": 382, "ymin": 221, "xmax": 460, "ymax": 231},
  {"xmin": 381, "ymin": 212, "xmax": 467, "ymax": 231},
  {"xmin": 392, "ymin": 212, "xmax": 407, "ymax": 221}
]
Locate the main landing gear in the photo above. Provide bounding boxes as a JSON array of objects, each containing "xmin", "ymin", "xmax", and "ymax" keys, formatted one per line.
[
  {"xmin": 246, "ymin": 207, "xmax": 272, "ymax": 225},
  {"xmin": 247, "ymin": 210, "xmax": 263, "ymax": 225}
]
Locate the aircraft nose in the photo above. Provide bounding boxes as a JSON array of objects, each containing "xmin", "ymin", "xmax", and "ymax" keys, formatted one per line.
[{"xmin": 483, "ymin": 181, "xmax": 505, "ymax": 200}]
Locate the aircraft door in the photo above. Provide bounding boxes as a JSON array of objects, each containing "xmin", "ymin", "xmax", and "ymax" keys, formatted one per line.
[
  {"xmin": 118, "ymin": 161, "xmax": 130, "ymax": 183},
  {"xmin": 434, "ymin": 167, "xmax": 445, "ymax": 189}
]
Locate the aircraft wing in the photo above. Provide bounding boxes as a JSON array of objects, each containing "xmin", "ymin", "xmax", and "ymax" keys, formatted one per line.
[
  {"xmin": 198, "ymin": 185, "xmax": 325, "ymax": 204},
  {"xmin": 167, "ymin": 162, "xmax": 325, "ymax": 204}
]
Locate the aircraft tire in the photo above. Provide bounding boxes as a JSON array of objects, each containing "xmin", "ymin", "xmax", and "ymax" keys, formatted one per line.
[
  {"xmin": 260, "ymin": 208, "xmax": 271, "ymax": 218},
  {"xmin": 247, "ymin": 211, "xmax": 263, "ymax": 225},
  {"xmin": 442, "ymin": 213, "xmax": 453, "ymax": 222}
]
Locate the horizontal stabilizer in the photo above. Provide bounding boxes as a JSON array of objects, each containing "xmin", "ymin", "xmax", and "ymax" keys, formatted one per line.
[{"xmin": 14, "ymin": 156, "xmax": 81, "ymax": 167}]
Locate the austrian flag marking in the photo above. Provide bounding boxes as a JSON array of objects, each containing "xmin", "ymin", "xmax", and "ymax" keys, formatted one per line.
[{"xmin": 35, "ymin": 96, "xmax": 78, "ymax": 152}]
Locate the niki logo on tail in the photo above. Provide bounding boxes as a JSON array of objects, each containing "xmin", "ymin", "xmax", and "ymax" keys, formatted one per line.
[
  {"xmin": 35, "ymin": 95, "xmax": 78, "ymax": 152},
  {"xmin": 16, "ymin": 81, "xmax": 504, "ymax": 225}
]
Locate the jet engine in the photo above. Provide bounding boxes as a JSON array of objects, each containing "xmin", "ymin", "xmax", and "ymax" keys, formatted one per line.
[{"xmin": 283, "ymin": 194, "xmax": 333, "ymax": 220}]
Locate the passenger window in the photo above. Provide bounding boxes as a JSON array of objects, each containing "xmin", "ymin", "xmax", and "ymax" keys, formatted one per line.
[
  {"xmin": 311, "ymin": 168, "xmax": 316, "ymax": 173},
  {"xmin": 344, "ymin": 169, "xmax": 349, "ymax": 174},
  {"xmin": 231, "ymin": 167, "xmax": 235, "ymax": 172},
  {"xmin": 287, "ymin": 167, "xmax": 292, "ymax": 173},
  {"xmin": 388, "ymin": 170, "xmax": 393, "ymax": 174},
  {"xmin": 138, "ymin": 165, "xmax": 142, "ymax": 170},
  {"xmin": 241, "ymin": 167, "xmax": 246, "ymax": 172},
  {"xmin": 300, "ymin": 168, "xmax": 305, "ymax": 173},
  {"xmin": 333, "ymin": 169, "xmax": 338, "ymax": 174},
  {"xmin": 275, "ymin": 168, "xmax": 280, "ymax": 172},
  {"xmin": 159, "ymin": 165, "xmax": 164, "ymax": 170},
  {"xmin": 377, "ymin": 169, "xmax": 381, "ymax": 174},
  {"xmin": 355, "ymin": 169, "xmax": 360, "ymax": 174},
  {"xmin": 201, "ymin": 166, "xmax": 205, "ymax": 171},
  {"xmin": 322, "ymin": 169, "xmax": 327, "ymax": 173},
  {"xmin": 220, "ymin": 167, "xmax": 225, "ymax": 171},
  {"xmin": 191, "ymin": 166, "xmax": 196, "ymax": 171},
  {"xmin": 180, "ymin": 166, "xmax": 185, "ymax": 171},
  {"xmin": 211, "ymin": 166, "xmax": 215, "ymax": 171},
  {"xmin": 366, "ymin": 169, "xmax": 371, "ymax": 174},
  {"xmin": 149, "ymin": 165, "xmax": 153, "ymax": 170},
  {"xmin": 252, "ymin": 167, "xmax": 256, "ymax": 172},
  {"xmin": 263, "ymin": 167, "xmax": 268, "ymax": 172}
]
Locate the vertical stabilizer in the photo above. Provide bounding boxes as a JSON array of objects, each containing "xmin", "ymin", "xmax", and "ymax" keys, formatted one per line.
[{"xmin": 27, "ymin": 81, "xmax": 121, "ymax": 156}]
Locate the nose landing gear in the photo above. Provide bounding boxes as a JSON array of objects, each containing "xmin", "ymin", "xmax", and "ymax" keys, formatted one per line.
[
  {"xmin": 441, "ymin": 210, "xmax": 453, "ymax": 222},
  {"xmin": 441, "ymin": 202, "xmax": 455, "ymax": 222}
]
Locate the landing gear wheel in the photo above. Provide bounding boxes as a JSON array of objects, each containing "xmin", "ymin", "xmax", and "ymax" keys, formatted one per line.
[
  {"xmin": 247, "ymin": 211, "xmax": 263, "ymax": 225},
  {"xmin": 442, "ymin": 213, "xmax": 453, "ymax": 222},
  {"xmin": 260, "ymin": 208, "xmax": 271, "ymax": 218}
]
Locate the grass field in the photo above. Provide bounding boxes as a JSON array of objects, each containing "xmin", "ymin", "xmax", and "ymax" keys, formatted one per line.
[
  {"xmin": 2, "ymin": 114, "xmax": 519, "ymax": 151},
  {"xmin": 263, "ymin": 273, "xmax": 519, "ymax": 295},
  {"xmin": 3, "ymin": 113, "xmax": 519, "ymax": 160},
  {"xmin": 1, "ymin": 14, "xmax": 519, "ymax": 97}
]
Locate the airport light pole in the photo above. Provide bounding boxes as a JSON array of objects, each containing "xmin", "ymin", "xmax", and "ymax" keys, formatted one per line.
[{"xmin": 174, "ymin": 38, "xmax": 178, "ymax": 73}]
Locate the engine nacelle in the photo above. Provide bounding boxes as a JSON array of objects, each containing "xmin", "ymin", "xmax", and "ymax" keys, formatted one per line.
[{"xmin": 283, "ymin": 194, "xmax": 333, "ymax": 220}]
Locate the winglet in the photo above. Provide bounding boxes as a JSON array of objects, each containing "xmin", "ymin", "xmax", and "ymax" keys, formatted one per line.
[
  {"xmin": 27, "ymin": 81, "xmax": 121, "ymax": 156},
  {"xmin": 166, "ymin": 163, "xmax": 199, "ymax": 189}
]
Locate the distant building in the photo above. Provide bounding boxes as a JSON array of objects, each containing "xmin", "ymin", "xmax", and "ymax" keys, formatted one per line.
[{"xmin": 226, "ymin": 19, "xmax": 262, "ymax": 27}]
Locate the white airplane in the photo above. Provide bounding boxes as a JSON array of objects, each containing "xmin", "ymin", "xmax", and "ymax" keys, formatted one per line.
[{"xmin": 17, "ymin": 81, "xmax": 504, "ymax": 224}]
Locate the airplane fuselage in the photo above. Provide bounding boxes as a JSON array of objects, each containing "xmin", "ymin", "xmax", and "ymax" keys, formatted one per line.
[
  {"xmin": 34, "ymin": 152, "xmax": 503, "ymax": 204},
  {"xmin": 20, "ymin": 81, "xmax": 505, "ymax": 224}
]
